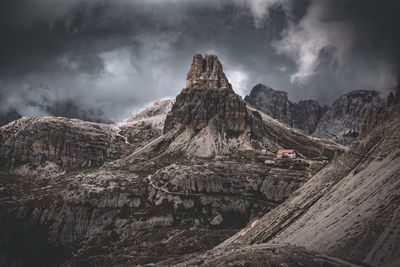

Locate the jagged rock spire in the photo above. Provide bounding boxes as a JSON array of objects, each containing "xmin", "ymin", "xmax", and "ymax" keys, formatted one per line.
[
  {"xmin": 186, "ymin": 54, "xmax": 232, "ymax": 90},
  {"xmin": 164, "ymin": 54, "xmax": 247, "ymax": 134}
]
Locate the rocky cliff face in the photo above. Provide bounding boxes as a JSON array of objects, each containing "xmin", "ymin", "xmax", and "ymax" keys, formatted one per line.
[
  {"xmin": 0, "ymin": 100, "xmax": 175, "ymax": 174},
  {"xmin": 164, "ymin": 87, "xmax": 248, "ymax": 135},
  {"xmin": 0, "ymin": 117, "xmax": 127, "ymax": 171},
  {"xmin": 244, "ymin": 84, "xmax": 327, "ymax": 134},
  {"xmin": 292, "ymin": 100, "xmax": 329, "ymax": 134},
  {"xmin": 186, "ymin": 54, "xmax": 232, "ymax": 90},
  {"xmin": 244, "ymin": 84, "xmax": 293, "ymax": 125},
  {"xmin": 245, "ymin": 84, "xmax": 386, "ymax": 146},
  {"xmin": 164, "ymin": 54, "xmax": 251, "ymax": 145},
  {"xmin": 313, "ymin": 90, "xmax": 385, "ymax": 145}
]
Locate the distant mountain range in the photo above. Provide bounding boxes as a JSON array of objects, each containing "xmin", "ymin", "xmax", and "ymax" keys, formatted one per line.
[{"xmin": 245, "ymin": 84, "xmax": 387, "ymax": 145}]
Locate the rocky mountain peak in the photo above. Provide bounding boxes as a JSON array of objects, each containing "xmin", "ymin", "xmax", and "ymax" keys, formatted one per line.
[
  {"xmin": 186, "ymin": 54, "xmax": 232, "ymax": 91},
  {"xmin": 161, "ymin": 56, "xmax": 342, "ymax": 159},
  {"xmin": 165, "ymin": 54, "xmax": 246, "ymax": 135}
]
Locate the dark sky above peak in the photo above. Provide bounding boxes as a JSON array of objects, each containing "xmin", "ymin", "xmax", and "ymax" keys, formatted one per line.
[{"xmin": 1, "ymin": 0, "xmax": 400, "ymax": 121}]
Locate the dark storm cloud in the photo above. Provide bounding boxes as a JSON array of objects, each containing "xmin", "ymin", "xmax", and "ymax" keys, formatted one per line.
[
  {"xmin": 274, "ymin": 0, "xmax": 400, "ymax": 102},
  {"xmin": 0, "ymin": 0, "xmax": 399, "ymax": 121}
]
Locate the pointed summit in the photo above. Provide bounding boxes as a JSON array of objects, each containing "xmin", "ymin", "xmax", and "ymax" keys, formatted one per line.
[{"xmin": 186, "ymin": 54, "xmax": 232, "ymax": 90}]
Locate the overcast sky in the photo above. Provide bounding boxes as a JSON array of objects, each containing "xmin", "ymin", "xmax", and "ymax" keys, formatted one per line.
[{"xmin": 1, "ymin": 0, "xmax": 400, "ymax": 121}]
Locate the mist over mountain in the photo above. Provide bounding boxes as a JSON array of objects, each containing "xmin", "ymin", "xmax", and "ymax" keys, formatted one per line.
[{"xmin": 1, "ymin": 0, "xmax": 400, "ymax": 122}]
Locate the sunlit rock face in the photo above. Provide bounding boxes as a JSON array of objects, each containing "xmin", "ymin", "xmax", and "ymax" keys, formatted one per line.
[
  {"xmin": 245, "ymin": 84, "xmax": 386, "ymax": 146},
  {"xmin": 186, "ymin": 54, "xmax": 232, "ymax": 91}
]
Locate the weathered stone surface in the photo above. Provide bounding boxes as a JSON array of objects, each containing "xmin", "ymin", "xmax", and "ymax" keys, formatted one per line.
[
  {"xmin": 0, "ymin": 100, "xmax": 175, "ymax": 172},
  {"xmin": 158, "ymin": 244, "xmax": 356, "ymax": 267},
  {"xmin": 0, "ymin": 117, "xmax": 129, "ymax": 170},
  {"xmin": 292, "ymin": 100, "xmax": 329, "ymax": 133},
  {"xmin": 186, "ymin": 54, "xmax": 232, "ymax": 90},
  {"xmin": 164, "ymin": 87, "xmax": 248, "ymax": 134},
  {"xmin": 151, "ymin": 160, "xmax": 311, "ymax": 204},
  {"xmin": 245, "ymin": 84, "xmax": 293, "ymax": 125},
  {"xmin": 245, "ymin": 85, "xmax": 387, "ymax": 146},
  {"xmin": 218, "ymin": 105, "xmax": 400, "ymax": 267},
  {"xmin": 313, "ymin": 90, "xmax": 385, "ymax": 145},
  {"xmin": 245, "ymin": 84, "xmax": 328, "ymax": 134}
]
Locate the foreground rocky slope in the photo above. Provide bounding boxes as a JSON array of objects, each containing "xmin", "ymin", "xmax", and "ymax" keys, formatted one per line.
[
  {"xmin": 158, "ymin": 244, "xmax": 359, "ymax": 267},
  {"xmin": 0, "ymin": 54, "xmax": 345, "ymax": 266},
  {"xmin": 208, "ymin": 103, "xmax": 400, "ymax": 267}
]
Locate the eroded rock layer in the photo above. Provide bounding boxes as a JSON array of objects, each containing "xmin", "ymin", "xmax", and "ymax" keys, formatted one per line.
[{"xmin": 186, "ymin": 54, "xmax": 232, "ymax": 90}]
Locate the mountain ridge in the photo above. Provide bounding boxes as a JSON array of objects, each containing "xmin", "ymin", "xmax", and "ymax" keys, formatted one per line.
[{"xmin": 245, "ymin": 83, "xmax": 386, "ymax": 145}]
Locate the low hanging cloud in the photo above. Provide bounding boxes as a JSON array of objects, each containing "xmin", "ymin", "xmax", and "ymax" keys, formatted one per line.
[
  {"xmin": 234, "ymin": 0, "xmax": 288, "ymax": 27},
  {"xmin": 273, "ymin": 0, "xmax": 400, "ymax": 94},
  {"xmin": 274, "ymin": 0, "xmax": 353, "ymax": 83}
]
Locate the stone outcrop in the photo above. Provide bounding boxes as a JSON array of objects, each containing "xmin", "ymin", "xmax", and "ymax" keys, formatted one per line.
[
  {"xmin": 186, "ymin": 54, "xmax": 232, "ymax": 90},
  {"xmin": 291, "ymin": 100, "xmax": 329, "ymax": 134},
  {"xmin": 244, "ymin": 84, "xmax": 327, "ymax": 134},
  {"xmin": 217, "ymin": 105, "xmax": 400, "ymax": 267},
  {"xmin": 164, "ymin": 87, "xmax": 248, "ymax": 134},
  {"xmin": 163, "ymin": 54, "xmax": 258, "ymax": 156},
  {"xmin": 245, "ymin": 84, "xmax": 386, "ymax": 146},
  {"xmin": 0, "ymin": 100, "xmax": 176, "ymax": 172},
  {"xmin": 313, "ymin": 90, "xmax": 385, "ymax": 145},
  {"xmin": 165, "ymin": 54, "xmax": 241, "ymax": 133},
  {"xmin": 0, "ymin": 117, "xmax": 130, "ymax": 170}
]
